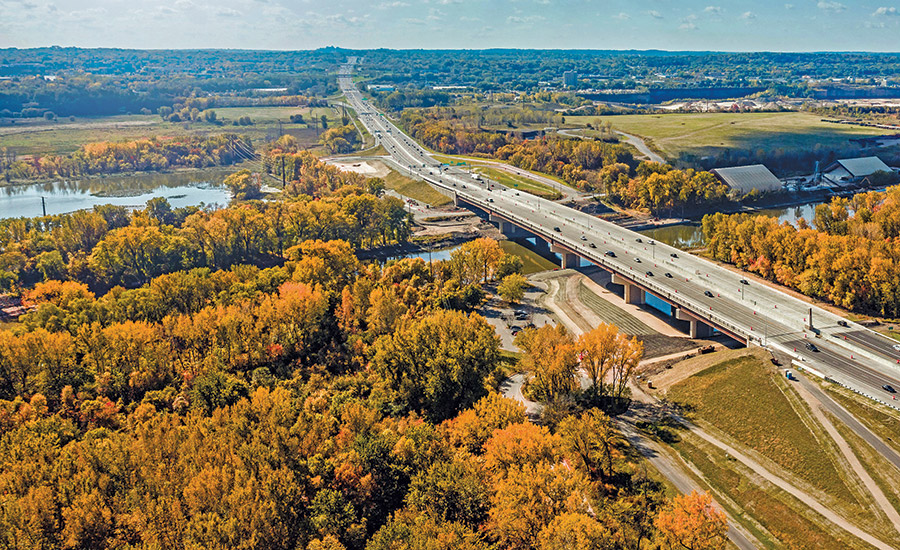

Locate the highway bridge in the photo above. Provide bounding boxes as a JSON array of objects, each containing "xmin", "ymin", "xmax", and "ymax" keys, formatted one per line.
[{"xmin": 339, "ymin": 60, "xmax": 900, "ymax": 408}]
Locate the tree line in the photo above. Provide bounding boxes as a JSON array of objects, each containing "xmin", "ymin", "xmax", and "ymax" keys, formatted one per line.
[
  {"xmin": 0, "ymin": 135, "xmax": 252, "ymax": 182},
  {"xmin": 703, "ymin": 186, "xmax": 900, "ymax": 316}
]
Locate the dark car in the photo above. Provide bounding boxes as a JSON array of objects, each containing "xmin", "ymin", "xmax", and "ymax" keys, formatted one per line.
[
  {"xmin": 605, "ymin": 251, "xmax": 616, "ymax": 257},
  {"xmin": 883, "ymin": 384, "xmax": 897, "ymax": 393},
  {"xmin": 805, "ymin": 342, "xmax": 819, "ymax": 352},
  {"xmin": 553, "ymin": 227, "xmax": 561, "ymax": 232},
  {"xmin": 665, "ymin": 272, "xmax": 673, "ymax": 278},
  {"xmin": 837, "ymin": 320, "xmax": 848, "ymax": 327},
  {"xmin": 589, "ymin": 242, "xmax": 597, "ymax": 248},
  {"xmin": 636, "ymin": 238, "xmax": 643, "ymax": 243},
  {"xmin": 646, "ymin": 271, "xmax": 654, "ymax": 277},
  {"xmin": 634, "ymin": 257, "xmax": 641, "ymax": 263},
  {"xmin": 740, "ymin": 279, "xmax": 749, "ymax": 285},
  {"xmin": 670, "ymin": 253, "xmax": 678, "ymax": 258},
  {"xmin": 704, "ymin": 290, "xmax": 714, "ymax": 297}
]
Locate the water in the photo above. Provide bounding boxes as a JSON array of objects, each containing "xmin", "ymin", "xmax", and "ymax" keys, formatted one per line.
[
  {"xmin": 389, "ymin": 246, "xmax": 458, "ymax": 262},
  {"xmin": 639, "ymin": 200, "xmax": 822, "ymax": 247},
  {"xmin": 0, "ymin": 170, "xmax": 233, "ymax": 219}
]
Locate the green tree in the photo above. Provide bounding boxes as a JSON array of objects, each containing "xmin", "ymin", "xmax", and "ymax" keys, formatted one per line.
[{"xmin": 497, "ymin": 273, "xmax": 527, "ymax": 304}]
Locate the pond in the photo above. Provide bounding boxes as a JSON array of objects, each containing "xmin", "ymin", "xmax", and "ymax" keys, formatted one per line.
[
  {"xmin": 0, "ymin": 169, "xmax": 233, "ymax": 219},
  {"xmin": 639, "ymin": 201, "xmax": 822, "ymax": 248}
]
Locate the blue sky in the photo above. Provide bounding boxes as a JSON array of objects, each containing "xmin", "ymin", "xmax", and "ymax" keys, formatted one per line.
[{"xmin": 2, "ymin": 0, "xmax": 900, "ymax": 51}]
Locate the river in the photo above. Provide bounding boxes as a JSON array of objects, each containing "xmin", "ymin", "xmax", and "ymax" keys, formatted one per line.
[
  {"xmin": 638, "ymin": 202, "xmax": 820, "ymax": 248},
  {"xmin": 0, "ymin": 170, "xmax": 233, "ymax": 220}
]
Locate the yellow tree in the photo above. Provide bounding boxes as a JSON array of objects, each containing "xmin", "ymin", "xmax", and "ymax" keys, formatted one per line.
[
  {"xmin": 578, "ymin": 323, "xmax": 643, "ymax": 400},
  {"xmin": 655, "ymin": 491, "xmax": 727, "ymax": 550},
  {"xmin": 515, "ymin": 325, "xmax": 577, "ymax": 402},
  {"xmin": 498, "ymin": 273, "xmax": 528, "ymax": 304}
]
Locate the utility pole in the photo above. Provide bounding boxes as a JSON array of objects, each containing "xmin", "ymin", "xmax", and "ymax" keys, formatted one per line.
[
  {"xmin": 281, "ymin": 157, "xmax": 286, "ymax": 188},
  {"xmin": 41, "ymin": 196, "xmax": 46, "ymax": 217}
]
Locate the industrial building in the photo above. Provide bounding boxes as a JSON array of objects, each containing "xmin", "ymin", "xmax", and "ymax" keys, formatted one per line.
[
  {"xmin": 823, "ymin": 156, "xmax": 892, "ymax": 183},
  {"xmin": 711, "ymin": 164, "xmax": 783, "ymax": 194}
]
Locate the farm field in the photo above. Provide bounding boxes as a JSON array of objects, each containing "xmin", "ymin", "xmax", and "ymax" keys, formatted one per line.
[
  {"xmin": 1, "ymin": 106, "xmax": 342, "ymax": 156},
  {"xmin": 567, "ymin": 112, "xmax": 894, "ymax": 160}
]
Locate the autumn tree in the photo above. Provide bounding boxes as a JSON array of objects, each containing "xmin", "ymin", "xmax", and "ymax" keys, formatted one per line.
[
  {"xmin": 655, "ymin": 491, "xmax": 728, "ymax": 550},
  {"xmin": 515, "ymin": 324, "xmax": 577, "ymax": 402},
  {"xmin": 578, "ymin": 323, "xmax": 643, "ymax": 402},
  {"xmin": 372, "ymin": 310, "xmax": 500, "ymax": 421},
  {"xmin": 498, "ymin": 273, "xmax": 528, "ymax": 304}
]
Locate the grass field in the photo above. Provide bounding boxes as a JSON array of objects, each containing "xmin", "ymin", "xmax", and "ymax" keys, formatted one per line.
[
  {"xmin": 383, "ymin": 170, "xmax": 451, "ymax": 206},
  {"xmin": 499, "ymin": 240, "xmax": 558, "ymax": 274},
  {"xmin": 823, "ymin": 383, "xmax": 900, "ymax": 458},
  {"xmin": 671, "ymin": 435, "xmax": 872, "ymax": 550},
  {"xmin": 668, "ymin": 356, "xmax": 858, "ymax": 503},
  {"xmin": 473, "ymin": 166, "xmax": 562, "ymax": 200},
  {"xmin": 567, "ymin": 112, "xmax": 894, "ymax": 160},
  {"xmin": 1, "ymin": 106, "xmax": 344, "ymax": 156}
]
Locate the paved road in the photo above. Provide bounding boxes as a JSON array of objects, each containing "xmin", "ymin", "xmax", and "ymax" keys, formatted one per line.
[
  {"xmin": 797, "ymin": 374, "xmax": 900, "ymax": 472},
  {"xmin": 339, "ymin": 59, "xmax": 900, "ymax": 407}
]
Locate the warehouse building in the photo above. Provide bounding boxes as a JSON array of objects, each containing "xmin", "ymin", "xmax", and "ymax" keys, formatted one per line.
[
  {"xmin": 711, "ymin": 164, "xmax": 783, "ymax": 194},
  {"xmin": 823, "ymin": 156, "xmax": 891, "ymax": 183}
]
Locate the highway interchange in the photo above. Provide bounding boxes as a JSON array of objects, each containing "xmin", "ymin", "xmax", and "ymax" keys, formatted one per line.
[{"xmin": 338, "ymin": 59, "xmax": 900, "ymax": 407}]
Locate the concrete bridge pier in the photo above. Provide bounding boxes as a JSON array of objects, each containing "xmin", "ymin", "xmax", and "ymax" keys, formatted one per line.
[
  {"xmin": 489, "ymin": 215, "xmax": 531, "ymax": 239},
  {"xmin": 676, "ymin": 309, "xmax": 713, "ymax": 338},
  {"xmin": 611, "ymin": 274, "xmax": 645, "ymax": 305},
  {"xmin": 550, "ymin": 244, "xmax": 579, "ymax": 269}
]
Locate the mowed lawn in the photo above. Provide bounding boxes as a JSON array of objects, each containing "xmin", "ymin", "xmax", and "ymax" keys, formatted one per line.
[
  {"xmin": 668, "ymin": 355, "xmax": 857, "ymax": 502},
  {"xmin": 568, "ymin": 112, "xmax": 894, "ymax": 159}
]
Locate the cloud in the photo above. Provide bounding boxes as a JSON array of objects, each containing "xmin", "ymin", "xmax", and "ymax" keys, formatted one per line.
[
  {"xmin": 740, "ymin": 11, "xmax": 756, "ymax": 19},
  {"xmin": 817, "ymin": 1, "xmax": 846, "ymax": 12},
  {"xmin": 613, "ymin": 12, "xmax": 630, "ymax": 20},
  {"xmin": 377, "ymin": 1, "xmax": 410, "ymax": 8},
  {"xmin": 703, "ymin": 6, "xmax": 722, "ymax": 15},
  {"xmin": 215, "ymin": 6, "xmax": 241, "ymax": 17},
  {"xmin": 646, "ymin": 10, "xmax": 663, "ymax": 19},
  {"xmin": 438, "ymin": 0, "xmax": 461, "ymax": 4},
  {"xmin": 679, "ymin": 14, "xmax": 697, "ymax": 29},
  {"xmin": 873, "ymin": 6, "xmax": 899, "ymax": 15},
  {"xmin": 506, "ymin": 14, "xmax": 544, "ymax": 24},
  {"xmin": 784, "ymin": 3, "xmax": 794, "ymax": 8}
]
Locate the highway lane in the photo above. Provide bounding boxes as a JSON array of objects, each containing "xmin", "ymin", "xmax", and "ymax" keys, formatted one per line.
[{"xmin": 338, "ymin": 63, "xmax": 900, "ymax": 405}]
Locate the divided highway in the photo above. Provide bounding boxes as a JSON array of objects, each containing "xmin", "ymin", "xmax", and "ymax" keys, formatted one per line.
[{"xmin": 338, "ymin": 60, "xmax": 900, "ymax": 407}]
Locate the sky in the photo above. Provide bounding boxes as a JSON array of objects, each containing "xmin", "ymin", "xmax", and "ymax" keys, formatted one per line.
[{"xmin": 2, "ymin": 0, "xmax": 900, "ymax": 51}]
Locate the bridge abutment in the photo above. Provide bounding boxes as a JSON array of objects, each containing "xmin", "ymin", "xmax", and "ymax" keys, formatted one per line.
[{"xmin": 675, "ymin": 308, "xmax": 713, "ymax": 338}]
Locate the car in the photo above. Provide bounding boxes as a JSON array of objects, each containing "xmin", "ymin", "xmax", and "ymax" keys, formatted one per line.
[
  {"xmin": 740, "ymin": 279, "xmax": 749, "ymax": 285},
  {"xmin": 883, "ymin": 384, "xmax": 897, "ymax": 393},
  {"xmin": 589, "ymin": 242, "xmax": 597, "ymax": 248},
  {"xmin": 646, "ymin": 271, "xmax": 654, "ymax": 276},
  {"xmin": 635, "ymin": 238, "xmax": 643, "ymax": 243},
  {"xmin": 704, "ymin": 290, "xmax": 714, "ymax": 297},
  {"xmin": 634, "ymin": 258, "xmax": 642, "ymax": 263},
  {"xmin": 665, "ymin": 272, "xmax": 673, "ymax": 278},
  {"xmin": 837, "ymin": 320, "xmax": 848, "ymax": 327},
  {"xmin": 580, "ymin": 235, "xmax": 587, "ymax": 241},
  {"xmin": 487, "ymin": 198, "xmax": 494, "ymax": 203},
  {"xmin": 805, "ymin": 342, "xmax": 819, "ymax": 352},
  {"xmin": 605, "ymin": 251, "xmax": 616, "ymax": 257},
  {"xmin": 893, "ymin": 344, "xmax": 900, "ymax": 352},
  {"xmin": 670, "ymin": 253, "xmax": 678, "ymax": 258},
  {"xmin": 553, "ymin": 227, "xmax": 561, "ymax": 232}
]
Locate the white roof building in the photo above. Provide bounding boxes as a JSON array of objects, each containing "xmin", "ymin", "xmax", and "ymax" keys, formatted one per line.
[
  {"xmin": 824, "ymin": 156, "xmax": 891, "ymax": 181},
  {"xmin": 711, "ymin": 165, "xmax": 783, "ymax": 194}
]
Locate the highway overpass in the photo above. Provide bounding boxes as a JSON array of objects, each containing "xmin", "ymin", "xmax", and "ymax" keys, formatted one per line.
[{"xmin": 338, "ymin": 61, "xmax": 900, "ymax": 409}]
